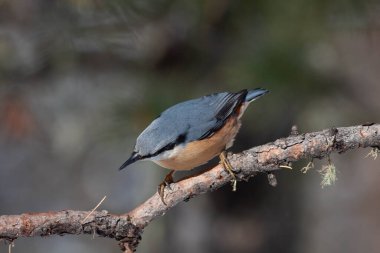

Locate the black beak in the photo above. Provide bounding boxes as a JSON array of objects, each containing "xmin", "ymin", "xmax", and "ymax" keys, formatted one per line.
[{"xmin": 118, "ymin": 152, "xmax": 141, "ymax": 171}]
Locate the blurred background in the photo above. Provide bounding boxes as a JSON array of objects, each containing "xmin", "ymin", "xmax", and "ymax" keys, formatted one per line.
[{"xmin": 0, "ymin": 0, "xmax": 380, "ymax": 252}]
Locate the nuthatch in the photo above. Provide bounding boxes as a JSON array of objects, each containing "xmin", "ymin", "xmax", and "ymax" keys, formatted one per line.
[{"xmin": 119, "ymin": 88, "xmax": 268, "ymax": 203}]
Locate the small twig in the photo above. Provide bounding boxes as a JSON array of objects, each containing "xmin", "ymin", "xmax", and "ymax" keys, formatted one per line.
[
  {"xmin": 290, "ymin": 125, "xmax": 299, "ymax": 136},
  {"xmin": 8, "ymin": 242, "xmax": 14, "ymax": 253},
  {"xmin": 365, "ymin": 147, "xmax": 379, "ymax": 160},
  {"xmin": 82, "ymin": 196, "xmax": 107, "ymax": 224},
  {"xmin": 301, "ymin": 160, "xmax": 314, "ymax": 174},
  {"xmin": 279, "ymin": 165, "xmax": 293, "ymax": 170}
]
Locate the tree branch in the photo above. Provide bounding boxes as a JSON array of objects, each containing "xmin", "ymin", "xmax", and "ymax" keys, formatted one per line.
[{"xmin": 1, "ymin": 124, "xmax": 379, "ymax": 252}]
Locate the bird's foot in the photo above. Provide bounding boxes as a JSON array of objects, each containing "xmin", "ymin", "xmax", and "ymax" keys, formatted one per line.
[
  {"xmin": 158, "ymin": 170, "xmax": 175, "ymax": 205},
  {"xmin": 219, "ymin": 151, "xmax": 237, "ymax": 191}
]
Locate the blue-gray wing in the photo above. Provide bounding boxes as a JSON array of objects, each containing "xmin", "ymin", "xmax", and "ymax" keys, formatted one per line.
[{"xmin": 135, "ymin": 90, "xmax": 248, "ymax": 158}]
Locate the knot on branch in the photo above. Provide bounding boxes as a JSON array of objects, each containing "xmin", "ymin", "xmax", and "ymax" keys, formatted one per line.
[
  {"xmin": 81, "ymin": 212, "xmax": 143, "ymax": 251},
  {"xmin": 116, "ymin": 220, "xmax": 143, "ymax": 252}
]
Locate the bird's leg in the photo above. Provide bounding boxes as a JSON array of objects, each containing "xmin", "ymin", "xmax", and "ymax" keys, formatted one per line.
[
  {"xmin": 158, "ymin": 170, "xmax": 175, "ymax": 205},
  {"xmin": 219, "ymin": 151, "xmax": 237, "ymax": 191}
]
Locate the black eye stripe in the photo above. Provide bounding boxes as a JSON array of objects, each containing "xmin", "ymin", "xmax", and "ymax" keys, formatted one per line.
[{"xmin": 141, "ymin": 131, "xmax": 188, "ymax": 159}]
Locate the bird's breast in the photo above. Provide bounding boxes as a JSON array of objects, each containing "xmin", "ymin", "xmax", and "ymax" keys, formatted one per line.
[{"xmin": 155, "ymin": 116, "xmax": 241, "ymax": 170}]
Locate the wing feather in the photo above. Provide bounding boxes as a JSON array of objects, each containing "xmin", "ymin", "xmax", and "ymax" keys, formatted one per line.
[
  {"xmin": 135, "ymin": 90, "xmax": 248, "ymax": 158},
  {"xmin": 198, "ymin": 89, "xmax": 247, "ymax": 139}
]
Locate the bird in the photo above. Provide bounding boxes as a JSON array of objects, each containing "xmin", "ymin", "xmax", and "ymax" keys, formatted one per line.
[{"xmin": 119, "ymin": 88, "xmax": 269, "ymax": 204}]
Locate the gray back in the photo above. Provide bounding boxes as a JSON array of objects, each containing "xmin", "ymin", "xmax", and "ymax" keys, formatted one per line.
[{"xmin": 135, "ymin": 90, "xmax": 247, "ymax": 158}]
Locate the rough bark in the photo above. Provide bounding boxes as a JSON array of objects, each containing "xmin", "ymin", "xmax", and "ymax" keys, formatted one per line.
[{"xmin": 1, "ymin": 124, "xmax": 379, "ymax": 252}]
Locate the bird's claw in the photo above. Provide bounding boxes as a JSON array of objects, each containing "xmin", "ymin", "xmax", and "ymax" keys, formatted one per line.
[
  {"xmin": 158, "ymin": 170, "xmax": 175, "ymax": 205},
  {"xmin": 219, "ymin": 151, "xmax": 237, "ymax": 191}
]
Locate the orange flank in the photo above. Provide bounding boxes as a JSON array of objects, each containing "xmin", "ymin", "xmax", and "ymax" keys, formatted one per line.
[{"xmin": 156, "ymin": 116, "xmax": 241, "ymax": 170}]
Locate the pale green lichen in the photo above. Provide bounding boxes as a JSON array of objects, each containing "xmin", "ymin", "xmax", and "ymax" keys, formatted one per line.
[{"xmin": 319, "ymin": 162, "xmax": 337, "ymax": 188}]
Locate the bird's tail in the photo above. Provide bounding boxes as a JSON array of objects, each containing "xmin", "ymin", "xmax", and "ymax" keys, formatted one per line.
[{"xmin": 245, "ymin": 88, "xmax": 269, "ymax": 102}]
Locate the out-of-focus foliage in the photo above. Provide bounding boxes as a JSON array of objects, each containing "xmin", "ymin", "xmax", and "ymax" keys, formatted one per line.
[{"xmin": 1, "ymin": 0, "xmax": 380, "ymax": 253}]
